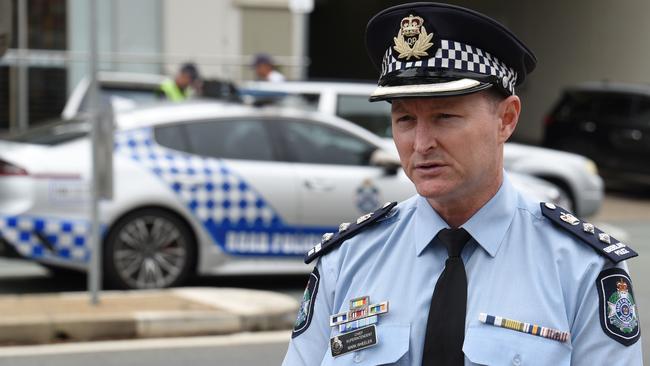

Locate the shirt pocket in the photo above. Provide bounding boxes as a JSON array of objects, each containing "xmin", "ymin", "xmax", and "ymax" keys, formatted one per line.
[
  {"xmin": 321, "ymin": 323, "xmax": 410, "ymax": 366},
  {"xmin": 463, "ymin": 325, "xmax": 571, "ymax": 366}
]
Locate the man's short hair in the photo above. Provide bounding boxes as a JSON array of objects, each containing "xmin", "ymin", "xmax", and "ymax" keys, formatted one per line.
[{"xmin": 180, "ymin": 62, "xmax": 200, "ymax": 82}]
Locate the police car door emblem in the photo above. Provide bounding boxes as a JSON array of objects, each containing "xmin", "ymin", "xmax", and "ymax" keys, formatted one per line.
[
  {"xmin": 356, "ymin": 179, "xmax": 380, "ymax": 213},
  {"xmin": 328, "ymin": 296, "xmax": 388, "ymax": 357},
  {"xmin": 393, "ymin": 14, "xmax": 434, "ymax": 60},
  {"xmin": 596, "ymin": 268, "xmax": 640, "ymax": 346}
]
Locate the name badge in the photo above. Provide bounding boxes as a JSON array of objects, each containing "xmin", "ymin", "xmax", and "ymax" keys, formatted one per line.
[
  {"xmin": 330, "ymin": 325, "xmax": 378, "ymax": 357},
  {"xmin": 328, "ymin": 296, "xmax": 388, "ymax": 357}
]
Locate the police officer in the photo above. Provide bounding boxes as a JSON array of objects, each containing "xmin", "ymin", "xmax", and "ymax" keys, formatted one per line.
[
  {"xmin": 252, "ymin": 53, "xmax": 286, "ymax": 82},
  {"xmin": 158, "ymin": 62, "xmax": 201, "ymax": 101},
  {"xmin": 283, "ymin": 2, "xmax": 643, "ymax": 365}
]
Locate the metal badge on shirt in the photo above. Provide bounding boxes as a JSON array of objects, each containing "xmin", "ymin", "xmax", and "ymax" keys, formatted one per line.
[{"xmin": 329, "ymin": 296, "xmax": 389, "ymax": 357}]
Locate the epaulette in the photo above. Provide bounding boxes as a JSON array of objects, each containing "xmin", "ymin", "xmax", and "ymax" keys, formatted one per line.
[
  {"xmin": 304, "ymin": 202, "xmax": 398, "ymax": 264},
  {"xmin": 540, "ymin": 202, "xmax": 638, "ymax": 263}
]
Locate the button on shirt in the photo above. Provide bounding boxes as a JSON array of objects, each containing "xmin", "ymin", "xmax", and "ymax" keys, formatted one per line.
[{"xmin": 282, "ymin": 174, "xmax": 643, "ymax": 365}]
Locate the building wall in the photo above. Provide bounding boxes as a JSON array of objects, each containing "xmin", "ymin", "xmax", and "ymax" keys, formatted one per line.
[
  {"xmin": 508, "ymin": 0, "xmax": 650, "ymax": 143},
  {"xmin": 67, "ymin": 0, "xmax": 162, "ymax": 95},
  {"xmin": 162, "ymin": 0, "xmax": 243, "ymax": 80},
  {"xmin": 240, "ymin": 7, "xmax": 293, "ymax": 80}
]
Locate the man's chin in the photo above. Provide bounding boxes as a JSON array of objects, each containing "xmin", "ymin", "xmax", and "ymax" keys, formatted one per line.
[{"xmin": 414, "ymin": 184, "xmax": 454, "ymax": 201}]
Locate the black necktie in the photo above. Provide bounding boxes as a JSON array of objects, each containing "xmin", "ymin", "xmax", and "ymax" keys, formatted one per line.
[{"xmin": 422, "ymin": 228, "xmax": 471, "ymax": 366}]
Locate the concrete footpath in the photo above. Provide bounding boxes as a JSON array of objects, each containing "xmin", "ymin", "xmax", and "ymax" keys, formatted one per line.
[{"xmin": 0, "ymin": 288, "xmax": 299, "ymax": 345}]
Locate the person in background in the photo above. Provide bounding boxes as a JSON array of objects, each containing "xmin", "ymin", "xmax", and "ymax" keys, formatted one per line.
[
  {"xmin": 252, "ymin": 53, "xmax": 286, "ymax": 82},
  {"xmin": 158, "ymin": 62, "xmax": 201, "ymax": 101}
]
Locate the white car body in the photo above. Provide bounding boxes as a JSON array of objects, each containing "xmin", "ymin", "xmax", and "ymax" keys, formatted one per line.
[
  {"xmin": 0, "ymin": 101, "xmax": 563, "ymax": 289},
  {"xmin": 242, "ymin": 81, "xmax": 604, "ymax": 216}
]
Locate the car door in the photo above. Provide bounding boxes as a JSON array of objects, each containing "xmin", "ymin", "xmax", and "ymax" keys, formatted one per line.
[
  {"xmin": 154, "ymin": 118, "xmax": 300, "ymax": 256},
  {"xmin": 270, "ymin": 117, "xmax": 414, "ymax": 227}
]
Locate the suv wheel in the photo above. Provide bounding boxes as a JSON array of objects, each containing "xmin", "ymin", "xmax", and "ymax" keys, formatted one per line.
[{"xmin": 104, "ymin": 209, "xmax": 196, "ymax": 289}]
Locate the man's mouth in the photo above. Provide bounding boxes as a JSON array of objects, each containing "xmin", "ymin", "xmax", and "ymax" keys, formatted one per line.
[{"xmin": 413, "ymin": 162, "xmax": 447, "ymax": 174}]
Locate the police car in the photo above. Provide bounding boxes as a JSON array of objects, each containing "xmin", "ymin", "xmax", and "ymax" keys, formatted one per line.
[
  {"xmin": 242, "ymin": 81, "xmax": 604, "ymax": 216},
  {"xmin": 0, "ymin": 101, "xmax": 565, "ymax": 289},
  {"xmin": 64, "ymin": 73, "xmax": 603, "ymax": 216}
]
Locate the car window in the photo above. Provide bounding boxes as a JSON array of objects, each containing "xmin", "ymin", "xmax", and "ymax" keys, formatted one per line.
[
  {"xmin": 336, "ymin": 94, "xmax": 393, "ymax": 138},
  {"xmin": 595, "ymin": 93, "xmax": 635, "ymax": 118},
  {"xmin": 276, "ymin": 119, "xmax": 376, "ymax": 166},
  {"xmin": 79, "ymin": 86, "xmax": 160, "ymax": 114},
  {"xmin": 154, "ymin": 123, "xmax": 190, "ymax": 152},
  {"xmin": 557, "ymin": 91, "xmax": 636, "ymax": 121},
  {"xmin": 154, "ymin": 119, "xmax": 275, "ymax": 161}
]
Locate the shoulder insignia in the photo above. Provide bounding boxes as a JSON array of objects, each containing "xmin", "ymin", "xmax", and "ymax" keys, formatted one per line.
[
  {"xmin": 304, "ymin": 202, "xmax": 398, "ymax": 264},
  {"xmin": 292, "ymin": 266, "xmax": 320, "ymax": 338},
  {"xmin": 596, "ymin": 267, "xmax": 640, "ymax": 346},
  {"xmin": 540, "ymin": 203, "xmax": 638, "ymax": 263}
]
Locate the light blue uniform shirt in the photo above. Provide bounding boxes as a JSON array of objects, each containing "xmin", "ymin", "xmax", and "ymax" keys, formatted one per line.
[{"xmin": 283, "ymin": 174, "xmax": 643, "ymax": 365}]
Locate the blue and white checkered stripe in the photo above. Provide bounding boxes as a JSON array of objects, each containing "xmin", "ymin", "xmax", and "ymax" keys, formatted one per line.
[
  {"xmin": 113, "ymin": 127, "xmax": 281, "ymax": 228},
  {"xmin": 113, "ymin": 127, "xmax": 326, "ymax": 256},
  {"xmin": 380, "ymin": 39, "xmax": 518, "ymax": 94},
  {"xmin": 0, "ymin": 215, "xmax": 90, "ymax": 261}
]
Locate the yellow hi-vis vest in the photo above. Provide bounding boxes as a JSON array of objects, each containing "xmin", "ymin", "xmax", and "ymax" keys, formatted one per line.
[{"xmin": 159, "ymin": 79, "xmax": 188, "ymax": 101}]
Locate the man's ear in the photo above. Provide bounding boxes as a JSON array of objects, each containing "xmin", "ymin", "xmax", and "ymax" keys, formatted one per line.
[{"xmin": 497, "ymin": 95, "xmax": 521, "ymax": 143}]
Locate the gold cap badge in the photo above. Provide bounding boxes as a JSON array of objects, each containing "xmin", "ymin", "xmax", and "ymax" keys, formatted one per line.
[{"xmin": 393, "ymin": 14, "xmax": 434, "ymax": 60}]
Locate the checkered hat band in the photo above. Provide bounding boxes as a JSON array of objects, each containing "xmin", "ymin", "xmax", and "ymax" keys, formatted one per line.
[{"xmin": 380, "ymin": 39, "xmax": 518, "ymax": 94}]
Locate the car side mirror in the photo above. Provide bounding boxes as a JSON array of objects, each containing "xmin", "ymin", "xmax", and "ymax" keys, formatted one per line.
[{"xmin": 370, "ymin": 149, "xmax": 402, "ymax": 176}]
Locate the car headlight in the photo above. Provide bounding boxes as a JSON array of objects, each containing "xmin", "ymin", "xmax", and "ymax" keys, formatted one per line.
[{"xmin": 585, "ymin": 159, "xmax": 599, "ymax": 175}]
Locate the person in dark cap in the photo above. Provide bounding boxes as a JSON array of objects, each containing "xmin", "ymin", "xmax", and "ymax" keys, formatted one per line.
[
  {"xmin": 252, "ymin": 53, "xmax": 286, "ymax": 82},
  {"xmin": 283, "ymin": 3, "xmax": 642, "ymax": 366},
  {"xmin": 158, "ymin": 62, "xmax": 201, "ymax": 101}
]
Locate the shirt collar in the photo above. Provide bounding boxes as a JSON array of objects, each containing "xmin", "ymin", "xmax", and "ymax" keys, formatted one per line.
[{"xmin": 414, "ymin": 172, "xmax": 518, "ymax": 257}]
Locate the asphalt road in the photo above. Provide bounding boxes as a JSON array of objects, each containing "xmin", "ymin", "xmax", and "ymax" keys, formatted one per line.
[{"xmin": 0, "ymin": 189, "xmax": 648, "ymax": 365}]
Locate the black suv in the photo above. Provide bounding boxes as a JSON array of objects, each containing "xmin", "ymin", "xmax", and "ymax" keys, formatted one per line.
[{"xmin": 543, "ymin": 81, "xmax": 650, "ymax": 185}]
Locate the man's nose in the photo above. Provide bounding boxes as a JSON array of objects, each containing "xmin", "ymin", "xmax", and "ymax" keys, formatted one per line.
[{"xmin": 413, "ymin": 120, "xmax": 437, "ymax": 154}]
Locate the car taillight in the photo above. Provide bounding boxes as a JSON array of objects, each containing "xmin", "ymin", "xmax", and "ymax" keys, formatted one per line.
[{"xmin": 0, "ymin": 159, "xmax": 28, "ymax": 176}]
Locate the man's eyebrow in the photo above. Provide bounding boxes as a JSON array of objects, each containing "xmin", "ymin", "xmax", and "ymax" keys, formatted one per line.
[{"xmin": 391, "ymin": 101, "xmax": 408, "ymax": 113}]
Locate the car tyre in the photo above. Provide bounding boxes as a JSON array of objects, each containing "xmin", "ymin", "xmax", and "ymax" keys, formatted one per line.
[{"xmin": 103, "ymin": 208, "xmax": 196, "ymax": 290}]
